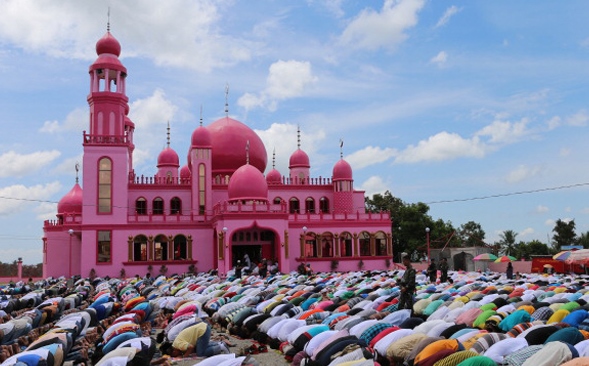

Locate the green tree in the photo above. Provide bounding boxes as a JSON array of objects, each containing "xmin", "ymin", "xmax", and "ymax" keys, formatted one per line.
[
  {"xmin": 552, "ymin": 219, "xmax": 577, "ymax": 251},
  {"xmin": 499, "ymin": 230, "xmax": 518, "ymax": 256},
  {"xmin": 458, "ymin": 221, "xmax": 486, "ymax": 247},
  {"xmin": 578, "ymin": 231, "xmax": 589, "ymax": 249}
]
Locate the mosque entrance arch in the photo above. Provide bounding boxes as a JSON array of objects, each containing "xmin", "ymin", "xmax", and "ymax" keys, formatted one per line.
[
  {"xmin": 230, "ymin": 228, "xmax": 277, "ymax": 270},
  {"xmin": 453, "ymin": 251, "xmax": 475, "ymax": 271}
]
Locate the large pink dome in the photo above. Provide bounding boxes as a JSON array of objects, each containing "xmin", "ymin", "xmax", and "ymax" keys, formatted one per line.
[
  {"xmin": 289, "ymin": 149, "xmax": 310, "ymax": 168},
  {"xmin": 157, "ymin": 147, "xmax": 180, "ymax": 167},
  {"xmin": 191, "ymin": 126, "xmax": 212, "ymax": 147},
  {"xmin": 332, "ymin": 159, "xmax": 353, "ymax": 181},
  {"xmin": 57, "ymin": 184, "xmax": 83, "ymax": 214},
  {"xmin": 96, "ymin": 32, "xmax": 121, "ymax": 56},
  {"xmin": 207, "ymin": 117, "xmax": 267, "ymax": 175},
  {"xmin": 266, "ymin": 168, "xmax": 282, "ymax": 184},
  {"xmin": 228, "ymin": 164, "xmax": 268, "ymax": 202}
]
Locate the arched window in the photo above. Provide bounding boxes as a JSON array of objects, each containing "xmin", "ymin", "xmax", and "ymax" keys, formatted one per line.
[
  {"xmin": 273, "ymin": 197, "xmax": 283, "ymax": 204},
  {"xmin": 289, "ymin": 198, "xmax": 300, "ymax": 214},
  {"xmin": 199, "ymin": 164, "xmax": 206, "ymax": 215},
  {"xmin": 133, "ymin": 235, "xmax": 148, "ymax": 261},
  {"xmin": 170, "ymin": 197, "xmax": 182, "ymax": 214},
  {"xmin": 375, "ymin": 231, "xmax": 387, "ymax": 256},
  {"xmin": 153, "ymin": 198, "xmax": 164, "ymax": 215},
  {"xmin": 153, "ymin": 234, "xmax": 168, "ymax": 260},
  {"xmin": 305, "ymin": 197, "xmax": 315, "ymax": 214},
  {"xmin": 98, "ymin": 158, "xmax": 112, "ymax": 213},
  {"xmin": 322, "ymin": 232, "xmax": 334, "ymax": 257},
  {"xmin": 339, "ymin": 232, "xmax": 353, "ymax": 257},
  {"xmin": 136, "ymin": 198, "xmax": 147, "ymax": 215},
  {"xmin": 173, "ymin": 235, "xmax": 188, "ymax": 260},
  {"xmin": 319, "ymin": 197, "xmax": 329, "ymax": 213},
  {"xmin": 303, "ymin": 232, "xmax": 318, "ymax": 258},
  {"xmin": 359, "ymin": 231, "xmax": 371, "ymax": 256}
]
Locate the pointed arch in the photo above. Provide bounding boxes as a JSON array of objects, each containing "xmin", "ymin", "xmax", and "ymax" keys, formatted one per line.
[
  {"xmin": 359, "ymin": 231, "xmax": 371, "ymax": 256},
  {"xmin": 339, "ymin": 232, "xmax": 353, "ymax": 257},
  {"xmin": 153, "ymin": 234, "xmax": 168, "ymax": 260},
  {"xmin": 305, "ymin": 197, "xmax": 315, "ymax": 214},
  {"xmin": 132, "ymin": 234, "xmax": 149, "ymax": 261},
  {"xmin": 153, "ymin": 197, "xmax": 164, "ymax": 215}
]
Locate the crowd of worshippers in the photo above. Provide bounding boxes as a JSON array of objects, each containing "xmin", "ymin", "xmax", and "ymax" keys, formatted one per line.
[{"xmin": 4, "ymin": 261, "xmax": 589, "ymax": 366}]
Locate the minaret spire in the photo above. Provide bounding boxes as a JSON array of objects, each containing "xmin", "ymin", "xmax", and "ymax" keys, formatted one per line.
[
  {"xmin": 272, "ymin": 148, "xmax": 276, "ymax": 169},
  {"xmin": 75, "ymin": 163, "xmax": 80, "ymax": 184},
  {"xmin": 339, "ymin": 138, "xmax": 344, "ymax": 159},
  {"xmin": 166, "ymin": 121, "xmax": 171, "ymax": 148},
  {"xmin": 107, "ymin": 7, "xmax": 111, "ymax": 32},
  {"xmin": 224, "ymin": 83, "xmax": 229, "ymax": 117},
  {"xmin": 246, "ymin": 140, "xmax": 250, "ymax": 165},
  {"xmin": 199, "ymin": 105, "xmax": 203, "ymax": 126},
  {"xmin": 297, "ymin": 125, "xmax": 301, "ymax": 149}
]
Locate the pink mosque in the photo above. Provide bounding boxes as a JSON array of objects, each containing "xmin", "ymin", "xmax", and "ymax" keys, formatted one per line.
[{"xmin": 42, "ymin": 30, "xmax": 392, "ymax": 279}]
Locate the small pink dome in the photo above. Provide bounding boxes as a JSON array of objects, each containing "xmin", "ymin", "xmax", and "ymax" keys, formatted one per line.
[
  {"xmin": 228, "ymin": 164, "xmax": 268, "ymax": 202},
  {"xmin": 289, "ymin": 149, "xmax": 310, "ymax": 168},
  {"xmin": 266, "ymin": 168, "xmax": 282, "ymax": 184},
  {"xmin": 157, "ymin": 147, "xmax": 180, "ymax": 167},
  {"xmin": 96, "ymin": 32, "xmax": 121, "ymax": 56},
  {"xmin": 180, "ymin": 165, "xmax": 191, "ymax": 179},
  {"xmin": 57, "ymin": 184, "xmax": 83, "ymax": 214},
  {"xmin": 208, "ymin": 117, "xmax": 267, "ymax": 175},
  {"xmin": 191, "ymin": 126, "xmax": 212, "ymax": 147},
  {"xmin": 332, "ymin": 159, "xmax": 353, "ymax": 181}
]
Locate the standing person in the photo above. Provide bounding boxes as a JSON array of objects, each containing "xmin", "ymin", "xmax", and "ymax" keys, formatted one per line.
[
  {"xmin": 243, "ymin": 254, "xmax": 251, "ymax": 274},
  {"xmin": 506, "ymin": 262, "xmax": 514, "ymax": 279},
  {"xmin": 427, "ymin": 258, "xmax": 437, "ymax": 283},
  {"xmin": 398, "ymin": 254, "xmax": 416, "ymax": 312},
  {"xmin": 234, "ymin": 260, "xmax": 243, "ymax": 278},
  {"xmin": 439, "ymin": 258, "xmax": 449, "ymax": 283}
]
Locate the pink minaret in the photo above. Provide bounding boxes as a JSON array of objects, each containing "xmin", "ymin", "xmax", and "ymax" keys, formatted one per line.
[
  {"xmin": 288, "ymin": 126, "xmax": 310, "ymax": 183},
  {"xmin": 82, "ymin": 25, "xmax": 131, "ymax": 219},
  {"xmin": 332, "ymin": 139, "xmax": 354, "ymax": 213},
  {"xmin": 190, "ymin": 109, "xmax": 213, "ymax": 216}
]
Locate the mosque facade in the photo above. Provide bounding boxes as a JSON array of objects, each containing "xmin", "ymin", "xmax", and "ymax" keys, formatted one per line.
[{"xmin": 42, "ymin": 30, "xmax": 392, "ymax": 279}]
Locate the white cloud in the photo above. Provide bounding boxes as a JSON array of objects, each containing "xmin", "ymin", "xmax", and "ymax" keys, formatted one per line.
[
  {"xmin": 395, "ymin": 132, "xmax": 486, "ymax": 163},
  {"xmin": 430, "ymin": 51, "xmax": 447, "ymax": 66},
  {"xmin": 0, "ymin": 1, "xmax": 251, "ymax": 71},
  {"xmin": 519, "ymin": 227, "xmax": 535, "ymax": 237},
  {"xmin": 345, "ymin": 146, "xmax": 397, "ymax": 169},
  {"xmin": 129, "ymin": 89, "xmax": 179, "ymax": 168},
  {"xmin": 254, "ymin": 123, "xmax": 326, "ymax": 174},
  {"xmin": 546, "ymin": 116, "xmax": 561, "ymax": 130},
  {"xmin": 34, "ymin": 201, "xmax": 58, "ymax": 221},
  {"xmin": 566, "ymin": 110, "xmax": 589, "ymax": 126},
  {"xmin": 0, "ymin": 150, "xmax": 61, "ymax": 178},
  {"xmin": 476, "ymin": 117, "xmax": 530, "ymax": 144},
  {"xmin": 536, "ymin": 205, "xmax": 549, "ymax": 213},
  {"xmin": 559, "ymin": 148, "xmax": 571, "ymax": 157},
  {"xmin": 505, "ymin": 164, "xmax": 543, "ymax": 183},
  {"xmin": 435, "ymin": 6, "xmax": 461, "ymax": 28},
  {"xmin": 39, "ymin": 120, "xmax": 59, "ymax": 134},
  {"xmin": 39, "ymin": 108, "xmax": 88, "ymax": 134},
  {"xmin": 339, "ymin": 0, "xmax": 425, "ymax": 51},
  {"xmin": 359, "ymin": 176, "xmax": 390, "ymax": 197},
  {"xmin": 54, "ymin": 155, "xmax": 83, "ymax": 176},
  {"xmin": 545, "ymin": 219, "xmax": 555, "ymax": 227},
  {"xmin": 0, "ymin": 182, "xmax": 61, "ymax": 216},
  {"xmin": 238, "ymin": 60, "xmax": 317, "ymax": 111}
]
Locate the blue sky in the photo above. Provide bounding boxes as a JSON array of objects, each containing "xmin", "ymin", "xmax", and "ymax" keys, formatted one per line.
[{"xmin": 0, "ymin": 0, "xmax": 588, "ymax": 264}]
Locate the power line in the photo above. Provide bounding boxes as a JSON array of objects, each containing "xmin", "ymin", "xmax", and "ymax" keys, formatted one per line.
[{"xmin": 426, "ymin": 182, "xmax": 589, "ymax": 205}]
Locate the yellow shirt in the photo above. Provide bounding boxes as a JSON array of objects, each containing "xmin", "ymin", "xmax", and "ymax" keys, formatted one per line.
[{"xmin": 172, "ymin": 322, "xmax": 208, "ymax": 351}]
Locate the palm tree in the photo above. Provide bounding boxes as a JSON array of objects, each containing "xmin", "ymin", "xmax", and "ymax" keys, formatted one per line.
[{"xmin": 499, "ymin": 230, "xmax": 518, "ymax": 256}]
